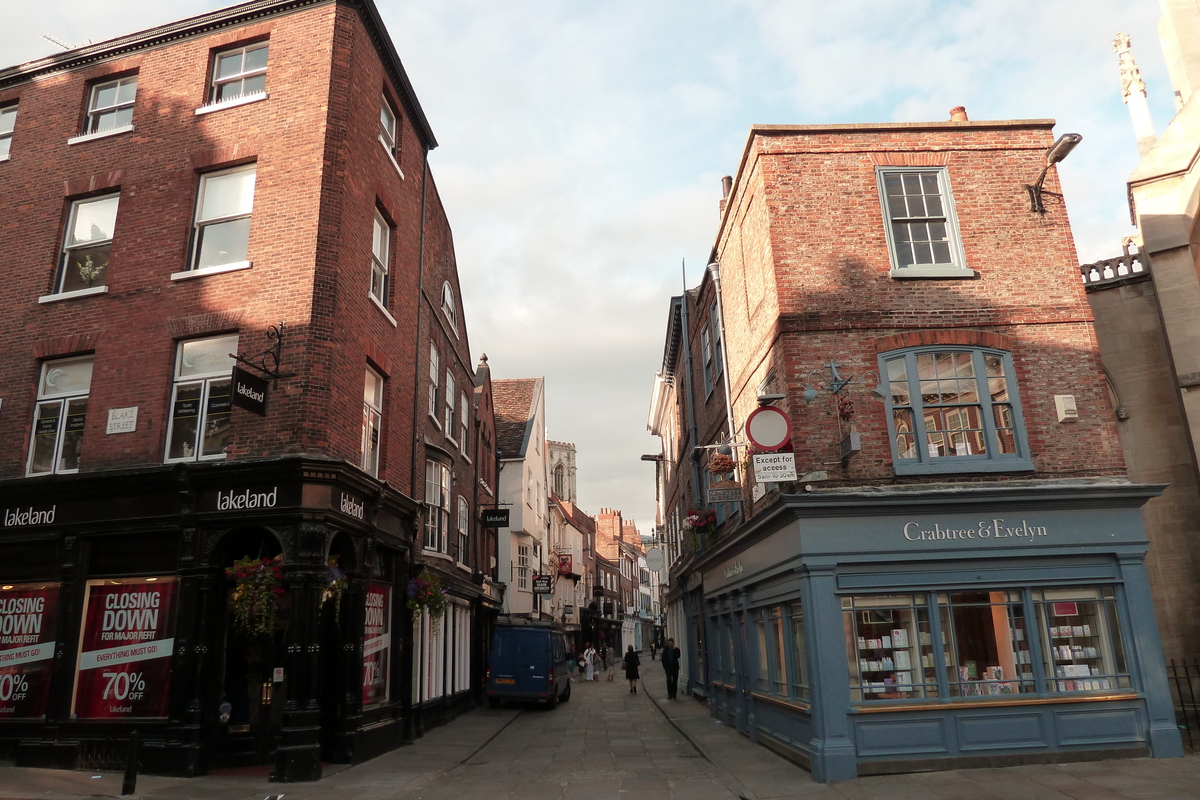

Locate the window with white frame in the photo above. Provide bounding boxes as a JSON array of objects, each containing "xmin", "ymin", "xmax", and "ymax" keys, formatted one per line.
[
  {"xmin": 56, "ymin": 194, "xmax": 118, "ymax": 294},
  {"xmin": 370, "ymin": 211, "xmax": 390, "ymax": 305},
  {"xmin": 517, "ymin": 544, "xmax": 530, "ymax": 589},
  {"xmin": 444, "ymin": 371, "xmax": 456, "ymax": 438},
  {"xmin": 424, "ymin": 460, "xmax": 450, "ymax": 552},
  {"xmin": 882, "ymin": 347, "xmax": 1032, "ymax": 475},
  {"xmin": 877, "ymin": 167, "xmax": 969, "ymax": 277},
  {"xmin": 441, "ymin": 282, "xmax": 457, "ymax": 332},
  {"xmin": 379, "ymin": 98, "xmax": 397, "ymax": 153},
  {"xmin": 428, "ymin": 344, "xmax": 439, "ymax": 421},
  {"xmin": 458, "ymin": 392, "xmax": 469, "ymax": 453},
  {"xmin": 85, "ymin": 76, "xmax": 137, "ymax": 135},
  {"xmin": 710, "ymin": 301, "xmax": 724, "ymax": 379},
  {"xmin": 701, "ymin": 326, "xmax": 713, "ymax": 395},
  {"xmin": 165, "ymin": 335, "xmax": 237, "ymax": 462},
  {"xmin": 210, "ymin": 43, "xmax": 268, "ymax": 103},
  {"xmin": 456, "ymin": 495, "xmax": 469, "ymax": 565},
  {"xmin": 27, "ymin": 357, "xmax": 92, "ymax": 476},
  {"xmin": 361, "ymin": 368, "xmax": 383, "ymax": 477},
  {"xmin": 190, "ymin": 165, "xmax": 256, "ymax": 271},
  {"xmin": 0, "ymin": 104, "xmax": 17, "ymax": 159}
]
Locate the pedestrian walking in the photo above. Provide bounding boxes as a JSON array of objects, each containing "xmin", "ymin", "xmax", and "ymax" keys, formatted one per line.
[
  {"xmin": 662, "ymin": 637, "xmax": 681, "ymax": 699},
  {"xmin": 624, "ymin": 644, "xmax": 641, "ymax": 694},
  {"xmin": 583, "ymin": 643, "xmax": 598, "ymax": 681},
  {"xmin": 650, "ymin": 642, "xmax": 657, "ymax": 660},
  {"xmin": 605, "ymin": 644, "xmax": 616, "ymax": 681}
]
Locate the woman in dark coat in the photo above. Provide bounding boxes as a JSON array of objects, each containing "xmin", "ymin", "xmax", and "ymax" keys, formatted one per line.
[{"xmin": 624, "ymin": 644, "xmax": 641, "ymax": 694}]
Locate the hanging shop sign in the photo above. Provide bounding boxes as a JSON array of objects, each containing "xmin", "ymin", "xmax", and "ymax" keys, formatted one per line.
[
  {"xmin": 72, "ymin": 577, "xmax": 178, "ymax": 719},
  {"xmin": 708, "ymin": 480, "xmax": 744, "ymax": 503},
  {"xmin": 645, "ymin": 547, "xmax": 665, "ymax": 573},
  {"xmin": 532, "ymin": 574, "xmax": 554, "ymax": 594},
  {"xmin": 231, "ymin": 366, "xmax": 270, "ymax": 417},
  {"xmin": 558, "ymin": 555, "xmax": 573, "ymax": 575},
  {"xmin": 362, "ymin": 583, "xmax": 391, "ymax": 707},
  {"xmin": 745, "ymin": 405, "xmax": 793, "ymax": 451},
  {"xmin": 0, "ymin": 583, "xmax": 60, "ymax": 719},
  {"xmin": 480, "ymin": 508, "xmax": 509, "ymax": 527},
  {"xmin": 752, "ymin": 452, "xmax": 798, "ymax": 483}
]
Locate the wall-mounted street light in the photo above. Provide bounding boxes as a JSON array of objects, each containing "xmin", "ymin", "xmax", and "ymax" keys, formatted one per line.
[{"xmin": 1025, "ymin": 133, "xmax": 1083, "ymax": 214}]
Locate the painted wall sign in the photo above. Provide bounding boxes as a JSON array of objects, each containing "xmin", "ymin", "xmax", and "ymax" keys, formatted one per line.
[
  {"xmin": 3, "ymin": 506, "xmax": 56, "ymax": 527},
  {"xmin": 901, "ymin": 519, "xmax": 1050, "ymax": 544},
  {"xmin": 105, "ymin": 406, "xmax": 138, "ymax": 435},
  {"xmin": 339, "ymin": 492, "xmax": 365, "ymax": 520},
  {"xmin": 72, "ymin": 577, "xmax": 177, "ymax": 719},
  {"xmin": 216, "ymin": 487, "xmax": 277, "ymax": 511},
  {"xmin": 199, "ymin": 485, "xmax": 300, "ymax": 513},
  {"xmin": 0, "ymin": 583, "xmax": 60, "ymax": 719},
  {"xmin": 362, "ymin": 583, "xmax": 391, "ymax": 706},
  {"xmin": 230, "ymin": 367, "xmax": 269, "ymax": 417},
  {"xmin": 480, "ymin": 508, "xmax": 509, "ymax": 527}
]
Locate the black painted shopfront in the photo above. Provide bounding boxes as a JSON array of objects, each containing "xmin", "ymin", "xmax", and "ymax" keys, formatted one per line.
[{"xmin": 0, "ymin": 456, "xmax": 416, "ymax": 781}]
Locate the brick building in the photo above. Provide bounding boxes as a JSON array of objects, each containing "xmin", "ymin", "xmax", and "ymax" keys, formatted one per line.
[
  {"xmin": 0, "ymin": 0, "xmax": 499, "ymax": 780},
  {"xmin": 647, "ymin": 115, "xmax": 1182, "ymax": 779}
]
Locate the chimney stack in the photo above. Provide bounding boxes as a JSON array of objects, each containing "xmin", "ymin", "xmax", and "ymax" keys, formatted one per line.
[{"xmin": 949, "ymin": 106, "xmax": 969, "ymax": 122}]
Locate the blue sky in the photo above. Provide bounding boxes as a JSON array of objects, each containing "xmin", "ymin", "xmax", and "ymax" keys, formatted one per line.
[{"xmin": 4, "ymin": 0, "xmax": 1174, "ymax": 533}]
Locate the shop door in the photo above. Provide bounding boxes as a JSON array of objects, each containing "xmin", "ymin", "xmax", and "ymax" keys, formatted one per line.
[
  {"xmin": 216, "ymin": 609, "xmax": 286, "ymax": 766},
  {"xmin": 734, "ymin": 611, "xmax": 751, "ymax": 734}
]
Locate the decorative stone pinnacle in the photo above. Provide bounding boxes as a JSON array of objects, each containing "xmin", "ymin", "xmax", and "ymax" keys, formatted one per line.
[{"xmin": 1113, "ymin": 33, "xmax": 1147, "ymax": 102}]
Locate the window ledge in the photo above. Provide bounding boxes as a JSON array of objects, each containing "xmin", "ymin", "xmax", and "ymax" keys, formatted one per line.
[
  {"xmin": 68, "ymin": 125, "xmax": 134, "ymax": 146},
  {"xmin": 893, "ymin": 459, "xmax": 1034, "ymax": 476},
  {"xmin": 379, "ymin": 136, "xmax": 405, "ymax": 179},
  {"xmin": 195, "ymin": 91, "xmax": 268, "ymax": 116},
  {"xmin": 369, "ymin": 293, "xmax": 398, "ymax": 326},
  {"xmin": 171, "ymin": 261, "xmax": 252, "ymax": 281},
  {"xmin": 422, "ymin": 549, "xmax": 454, "ymax": 563},
  {"xmin": 0, "ymin": 154, "xmax": 9, "ymax": 163},
  {"xmin": 39, "ymin": 285, "xmax": 109, "ymax": 304},
  {"xmin": 890, "ymin": 266, "xmax": 977, "ymax": 280}
]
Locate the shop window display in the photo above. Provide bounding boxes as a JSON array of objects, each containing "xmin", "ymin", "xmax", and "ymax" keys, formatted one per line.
[{"xmin": 843, "ymin": 586, "xmax": 1131, "ymax": 702}]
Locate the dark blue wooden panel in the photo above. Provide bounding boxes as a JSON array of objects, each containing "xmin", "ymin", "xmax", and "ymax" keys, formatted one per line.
[
  {"xmin": 1055, "ymin": 706, "xmax": 1145, "ymax": 746},
  {"xmin": 854, "ymin": 715, "xmax": 949, "ymax": 756},
  {"xmin": 957, "ymin": 711, "xmax": 1047, "ymax": 751}
]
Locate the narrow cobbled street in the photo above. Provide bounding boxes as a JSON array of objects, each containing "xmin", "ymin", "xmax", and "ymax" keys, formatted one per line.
[{"xmin": 9, "ymin": 662, "xmax": 1200, "ymax": 800}]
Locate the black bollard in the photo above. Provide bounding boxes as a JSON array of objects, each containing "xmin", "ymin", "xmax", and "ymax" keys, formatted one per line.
[{"xmin": 121, "ymin": 730, "xmax": 140, "ymax": 796}]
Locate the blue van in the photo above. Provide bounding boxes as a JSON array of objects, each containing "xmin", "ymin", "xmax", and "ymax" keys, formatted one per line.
[{"xmin": 486, "ymin": 622, "xmax": 572, "ymax": 708}]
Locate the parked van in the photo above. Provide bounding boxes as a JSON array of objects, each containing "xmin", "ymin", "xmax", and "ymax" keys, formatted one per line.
[{"xmin": 486, "ymin": 622, "xmax": 572, "ymax": 708}]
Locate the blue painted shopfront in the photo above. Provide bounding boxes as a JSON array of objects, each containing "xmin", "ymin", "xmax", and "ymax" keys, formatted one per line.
[{"xmin": 696, "ymin": 481, "xmax": 1183, "ymax": 782}]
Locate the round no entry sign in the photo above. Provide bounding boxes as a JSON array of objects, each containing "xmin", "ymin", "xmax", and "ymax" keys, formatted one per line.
[{"xmin": 746, "ymin": 405, "xmax": 793, "ymax": 451}]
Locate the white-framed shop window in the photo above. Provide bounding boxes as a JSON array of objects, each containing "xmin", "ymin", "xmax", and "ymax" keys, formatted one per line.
[
  {"xmin": 164, "ymin": 335, "xmax": 237, "ymax": 462},
  {"xmin": 27, "ymin": 357, "xmax": 93, "ymax": 475}
]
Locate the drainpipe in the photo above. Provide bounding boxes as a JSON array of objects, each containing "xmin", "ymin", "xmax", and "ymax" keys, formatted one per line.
[{"xmin": 678, "ymin": 265, "xmax": 703, "ymax": 513}]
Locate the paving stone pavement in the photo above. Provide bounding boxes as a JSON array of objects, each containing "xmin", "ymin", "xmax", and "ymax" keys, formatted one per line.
[{"xmin": 5, "ymin": 659, "xmax": 1200, "ymax": 800}]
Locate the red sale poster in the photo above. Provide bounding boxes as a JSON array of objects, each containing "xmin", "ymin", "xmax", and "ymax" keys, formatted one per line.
[
  {"xmin": 72, "ymin": 577, "xmax": 177, "ymax": 719},
  {"xmin": 0, "ymin": 583, "xmax": 60, "ymax": 719},
  {"xmin": 362, "ymin": 583, "xmax": 391, "ymax": 706}
]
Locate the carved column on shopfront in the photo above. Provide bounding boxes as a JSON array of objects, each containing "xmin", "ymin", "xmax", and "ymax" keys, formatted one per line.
[
  {"xmin": 804, "ymin": 567, "xmax": 858, "ymax": 782},
  {"xmin": 273, "ymin": 520, "xmax": 325, "ymax": 782}
]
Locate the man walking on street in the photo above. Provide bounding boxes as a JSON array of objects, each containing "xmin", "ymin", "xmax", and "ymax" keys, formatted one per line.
[{"xmin": 662, "ymin": 638, "xmax": 681, "ymax": 699}]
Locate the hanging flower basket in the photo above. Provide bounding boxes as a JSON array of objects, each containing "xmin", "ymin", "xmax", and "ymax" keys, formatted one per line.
[
  {"xmin": 226, "ymin": 556, "xmax": 285, "ymax": 638},
  {"xmin": 322, "ymin": 556, "xmax": 348, "ymax": 623},
  {"xmin": 682, "ymin": 509, "xmax": 717, "ymax": 535},
  {"xmin": 406, "ymin": 569, "xmax": 447, "ymax": 623},
  {"xmin": 707, "ymin": 453, "xmax": 736, "ymax": 475}
]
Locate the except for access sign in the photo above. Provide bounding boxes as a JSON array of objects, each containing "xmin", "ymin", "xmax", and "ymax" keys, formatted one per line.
[{"xmin": 752, "ymin": 452, "xmax": 798, "ymax": 483}]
